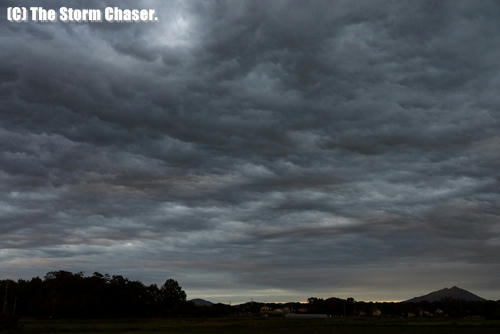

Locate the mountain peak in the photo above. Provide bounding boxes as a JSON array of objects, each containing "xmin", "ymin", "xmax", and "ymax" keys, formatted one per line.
[
  {"xmin": 189, "ymin": 298, "xmax": 214, "ymax": 306},
  {"xmin": 405, "ymin": 286, "xmax": 486, "ymax": 303}
]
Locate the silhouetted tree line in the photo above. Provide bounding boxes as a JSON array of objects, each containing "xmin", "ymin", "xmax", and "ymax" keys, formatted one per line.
[
  {"xmin": 2, "ymin": 272, "xmax": 500, "ymax": 320},
  {"xmin": 0, "ymin": 271, "xmax": 191, "ymax": 318},
  {"xmin": 234, "ymin": 298, "xmax": 499, "ymax": 319},
  {"xmin": 304, "ymin": 297, "xmax": 500, "ymax": 319}
]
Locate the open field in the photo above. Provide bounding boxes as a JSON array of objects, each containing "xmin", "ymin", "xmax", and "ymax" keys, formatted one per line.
[{"xmin": 4, "ymin": 318, "xmax": 500, "ymax": 334}]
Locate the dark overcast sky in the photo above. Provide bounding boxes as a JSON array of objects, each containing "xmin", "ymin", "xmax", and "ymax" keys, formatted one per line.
[{"xmin": 1, "ymin": 0, "xmax": 499, "ymax": 303}]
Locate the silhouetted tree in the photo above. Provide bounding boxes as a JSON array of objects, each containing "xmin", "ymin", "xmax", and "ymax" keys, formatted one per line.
[{"xmin": 160, "ymin": 279, "xmax": 186, "ymax": 314}]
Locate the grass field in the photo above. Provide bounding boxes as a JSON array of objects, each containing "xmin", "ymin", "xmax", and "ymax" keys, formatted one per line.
[{"xmin": 4, "ymin": 317, "xmax": 500, "ymax": 334}]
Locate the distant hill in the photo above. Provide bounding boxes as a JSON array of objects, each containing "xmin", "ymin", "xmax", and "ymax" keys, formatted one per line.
[
  {"xmin": 189, "ymin": 298, "xmax": 214, "ymax": 306},
  {"xmin": 405, "ymin": 286, "xmax": 486, "ymax": 302}
]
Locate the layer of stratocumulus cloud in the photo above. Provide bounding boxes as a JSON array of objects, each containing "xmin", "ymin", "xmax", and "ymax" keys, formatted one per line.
[{"xmin": 0, "ymin": 0, "xmax": 499, "ymax": 302}]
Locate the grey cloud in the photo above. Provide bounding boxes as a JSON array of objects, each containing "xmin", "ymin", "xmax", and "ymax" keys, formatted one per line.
[{"xmin": 0, "ymin": 0, "xmax": 499, "ymax": 302}]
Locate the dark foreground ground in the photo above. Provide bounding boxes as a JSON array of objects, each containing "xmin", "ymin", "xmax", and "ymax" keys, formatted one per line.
[{"xmin": 4, "ymin": 317, "xmax": 500, "ymax": 334}]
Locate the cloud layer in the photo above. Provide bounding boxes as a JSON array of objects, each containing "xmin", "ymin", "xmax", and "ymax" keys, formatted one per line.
[{"xmin": 1, "ymin": 0, "xmax": 499, "ymax": 302}]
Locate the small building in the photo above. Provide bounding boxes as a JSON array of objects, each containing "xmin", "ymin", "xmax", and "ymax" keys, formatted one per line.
[
  {"xmin": 271, "ymin": 308, "xmax": 285, "ymax": 315},
  {"xmin": 260, "ymin": 306, "xmax": 272, "ymax": 314}
]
